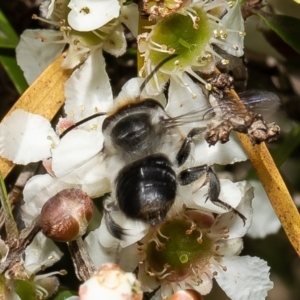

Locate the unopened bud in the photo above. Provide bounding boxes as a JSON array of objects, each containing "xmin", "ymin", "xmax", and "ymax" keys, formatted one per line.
[
  {"xmin": 168, "ymin": 289, "xmax": 203, "ymax": 300},
  {"xmin": 79, "ymin": 263, "xmax": 143, "ymax": 300},
  {"xmin": 38, "ymin": 189, "xmax": 93, "ymax": 242}
]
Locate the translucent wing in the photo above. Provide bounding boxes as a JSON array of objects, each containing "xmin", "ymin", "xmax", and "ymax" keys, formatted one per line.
[{"xmin": 163, "ymin": 90, "xmax": 280, "ymax": 128}]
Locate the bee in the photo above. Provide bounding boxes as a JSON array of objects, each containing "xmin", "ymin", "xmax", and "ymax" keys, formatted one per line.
[
  {"xmin": 60, "ymin": 56, "xmax": 281, "ymax": 239},
  {"xmin": 60, "ymin": 81, "xmax": 250, "ymax": 240}
]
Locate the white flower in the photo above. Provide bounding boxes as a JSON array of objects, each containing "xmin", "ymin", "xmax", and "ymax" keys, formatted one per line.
[
  {"xmin": 83, "ymin": 179, "xmax": 257, "ymax": 296},
  {"xmin": 92, "ymin": 177, "xmax": 273, "ymax": 300},
  {"xmin": 138, "ymin": 0, "xmax": 245, "ymax": 95},
  {"xmin": 138, "ymin": 182, "xmax": 273, "ymax": 300},
  {"xmin": 16, "ymin": 0, "xmax": 138, "ymax": 84}
]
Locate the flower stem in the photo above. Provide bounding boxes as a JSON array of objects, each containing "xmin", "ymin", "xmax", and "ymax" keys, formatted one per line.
[
  {"xmin": 0, "ymin": 172, "xmax": 18, "ymax": 237},
  {"xmin": 67, "ymin": 238, "xmax": 96, "ymax": 282}
]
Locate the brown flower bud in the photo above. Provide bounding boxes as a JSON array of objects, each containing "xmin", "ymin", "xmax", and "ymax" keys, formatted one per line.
[
  {"xmin": 38, "ymin": 188, "xmax": 93, "ymax": 242},
  {"xmin": 168, "ymin": 289, "xmax": 203, "ymax": 300}
]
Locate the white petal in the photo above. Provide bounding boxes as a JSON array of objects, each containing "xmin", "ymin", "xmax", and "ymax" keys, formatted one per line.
[
  {"xmin": 16, "ymin": 29, "xmax": 64, "ymax": 84},
  {"xmin": 169, "ymin": 185, "xmax": 193, "ymax": 216},
  {"xmin": 118, "ymin": 243, "xmax": 141, "ymax": 272},
  {"xmin": 192, "ymin": 179, "xmax": 243, "ymax": 214},
  {"xmin": 247, "ymin": 180, "xmax": 281, "ymax": 238},
  {"xmin": 214, "ymin": 238, "xmax": 244, "ymax": 257},
  {"xmin": 52, "ymin": 130, "xmax": 104, "ymax": 173},
  {"xmin": 166, "ymin": 75, "xmax": 209, "ymax": 134},
  {"xmin": 190, "ymin": 273, "xmax": 213, "ymax": 295},
  {"xmin": 167, "ymin": 75, "xmax": 208, "ymax": 117},
  {"xmin": 52, "ymin": 130, "xmax": 107, "ymax": 190},
  {"xmin": 64, "ymin": 50, "xmax": 113, "ymax": 121},
  {"xmin": 98, "ymin": 217, "xmax": 121, "ymax": 249},
  {"xmin": 159, "ymin": 272, "xmax": 213, "ymax": 297},
  {"xmin": 103, "ymin": 24, "xmax": 127, "ymax": 57},
  {"xmin": 115, "ymin": 77, "xmax": 166, "ymax": 106},
  {"xmin": 116, "ymin": 77, "xmax": 141, "ymax": 101},
  {"xmin": 161, "ymin": 284, "xmax": 174, "ymax": 299},
  {"xmin": 98, "ymin": 211, "xmax": 149, "ymax": 248},
  {"xmin": 81, "ymin": 176, "xmax": 111, "ymax": 198},
  {"xmin": 62, "ymin": 151, "xmax": 110, "ymax": 196},
  {"xmin": 145, "ymin": 70, "xmax": 170, "ymax": 96},
  {"xmin": 193, "ymin": 133, "xmax": 248, "ymax": 165},
  {"xmin": 138, "ymin": 264, "xmax": 160, "ymax": 292},
  {"xmin": 85, "ymin": 229, "xmax": 119, "ymax": 268},
  {"xmin": 214, "ymin": 256, "xmax": 273, "ymax": 300},
  {"xmin": 24, "ymin": 232, "xmax": 63, "ymax": 275},
  {"xmin": 120, "ymin": 3, "xmax": 139, "ymax": 37},
  {"xmin": 220, "ymin": 1, "xmax": 244, "ymax": 57},
  {"xmin": 86, "ymin": 228, "xmax": 140, "ymax": 272},
  {"xmin": 22, "ymin": 174, "xmax": 74, "ymax": 226},
  {"xmin": 61, "ymin": 43, "xmax": 90, "ymax": 69},
  {"xmin": 211, "ymin": 181, "xmax": 254, "ymax": 238},
  {"xmin": 68, "ymin": 0, "xmax": 120, "ymax": 31},
  {"xmin": 0, "ymin": 110, "xmax": 59, "ymax": 164}
]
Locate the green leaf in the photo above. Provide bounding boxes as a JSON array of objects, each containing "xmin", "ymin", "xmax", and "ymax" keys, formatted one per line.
[
  {"xmin": 49, "ymin": 289, "xmax": 77, "ymax": 300},
  {"xmin": 0, "ymin": 9, "xmax": 18, "ymax": 49},
  {"xmin": 0, "ymin": 51, "xmax": 28, "ymax": 94},
  {"xmin": 254, "ymin": 10, "xmax": 300, "ymax": 54},
  {"xmin": 0, "ymin": 171, "xmax": 18, "ymax": 237},
  {"xmin": 0, "ymin": 10, "xmax": 27, "ymax": 94},
  {"xmin": 0, "ymin": 275, "xmax": 7, "ymax": 296},
  {"xmin": 15, "ymin": 279, "xmax": 36, "ymax": 300}
]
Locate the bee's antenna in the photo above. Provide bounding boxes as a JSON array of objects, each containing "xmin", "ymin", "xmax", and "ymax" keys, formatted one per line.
[
  {"xmin": 139, "ymin": 54, "xmax": 178, "ymax": 94},
  {"xmin": 59, "ymin": 112, "xmax": 106, "ymax": 138}
]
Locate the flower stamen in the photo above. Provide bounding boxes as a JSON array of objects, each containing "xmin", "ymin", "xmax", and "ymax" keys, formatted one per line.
[
  {"xmin": 185, "ymin": 8, "xmax": 200, "ymax": 29},
  {"xmin": 157, "ymin": 228, "xmax": 171, "ymax": 241}
]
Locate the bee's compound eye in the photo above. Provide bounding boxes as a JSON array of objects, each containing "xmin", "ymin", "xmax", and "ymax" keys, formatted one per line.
[{"xmin": 115, "ymin": 153, "xmax": 177, "ymax": 225}]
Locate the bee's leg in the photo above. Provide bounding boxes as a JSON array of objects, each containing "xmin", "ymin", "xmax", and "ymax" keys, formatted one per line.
[
  {"xmin": 178, "ymin": 165, "xmax": 247, "ymax": 225},
  {"xmin": 103, "ymin": 198, "xmax": 125, "ymax": 240},
  {"xmin": 178, "ymin": 164, "xmax": 209, "ymax": 185},
  {"xmin": 176, "ymin": 127, "xmax": 206, "ymax": 166}
]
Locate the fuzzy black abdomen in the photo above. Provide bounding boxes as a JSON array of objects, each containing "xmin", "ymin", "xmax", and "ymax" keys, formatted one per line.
[{"xmin": 115, "ymin": 153, "xmax": 177, "ymax": 226}]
